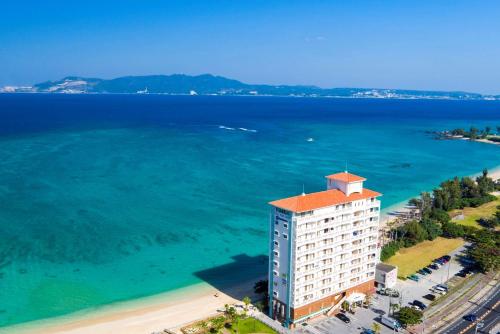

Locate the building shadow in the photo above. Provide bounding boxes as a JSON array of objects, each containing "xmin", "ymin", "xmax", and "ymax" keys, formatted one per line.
[{"xmin": 193, "ymin": 253, "xmax": 268, "ymax": 301}]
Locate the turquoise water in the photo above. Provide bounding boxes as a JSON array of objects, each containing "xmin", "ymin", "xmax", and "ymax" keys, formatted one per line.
[{"xmin": 0, "ymin": 95, "xmax": 499, "ymax": 327}]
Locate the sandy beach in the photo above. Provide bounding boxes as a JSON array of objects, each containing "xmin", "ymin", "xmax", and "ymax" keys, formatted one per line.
[
  {"xmin": 2, "ymin": 277, "xmax": 264, "ymax": 334},
  {"xmin": 2, "ymin": 167, "xmax": 499, "ymax": 334}
]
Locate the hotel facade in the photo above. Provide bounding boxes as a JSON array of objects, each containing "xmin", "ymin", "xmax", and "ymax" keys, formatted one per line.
[{"xmin": 268, "ymin": 172, "xmax": 381, "ymax": 327}]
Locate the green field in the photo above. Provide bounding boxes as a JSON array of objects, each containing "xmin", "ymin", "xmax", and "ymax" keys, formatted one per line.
[
  {"xmin": 232, "ymin": 317, "xmax": 277, "ymax": 334},
  {"xmin": 450, "ymin": 196, "xmax": 499, "ymax": 228},
  {"xmin": 385, "ymin": 237, "xmax": 465, "ymax": 278}
]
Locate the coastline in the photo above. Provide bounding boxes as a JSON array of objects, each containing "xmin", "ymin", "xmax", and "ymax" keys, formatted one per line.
[{"xmin": 2, "ymin": 166, "xmax": 500, "ymax": 334}]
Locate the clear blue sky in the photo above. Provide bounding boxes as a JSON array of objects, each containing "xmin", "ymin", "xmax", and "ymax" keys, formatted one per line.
[{"xmin": 1, "ymin": 1, "xmax": 499, "ymax": 94}]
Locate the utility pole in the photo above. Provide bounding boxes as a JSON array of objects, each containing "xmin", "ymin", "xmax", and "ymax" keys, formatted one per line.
[{"xmin": 475, "ymin": 320, "xmax": 484, "ymax": 334}]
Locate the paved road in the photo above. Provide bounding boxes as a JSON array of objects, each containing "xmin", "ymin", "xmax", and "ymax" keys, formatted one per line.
[{"xmin": 440, "ymin": 285, "xmax": 499, "ymax": 334}]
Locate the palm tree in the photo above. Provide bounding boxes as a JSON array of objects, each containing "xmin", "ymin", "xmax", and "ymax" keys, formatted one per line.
[{"xmin": 242, "ymin": 296, "xmax": 251, "ymax": 311}]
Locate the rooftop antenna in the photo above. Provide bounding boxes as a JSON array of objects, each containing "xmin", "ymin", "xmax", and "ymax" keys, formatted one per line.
[
  {"xmin": 301, "ymin": 184, "xmax": 305, "ymax": 196},
  {"xmin": 345, "ymin": 161, "xmax": 348, "ymax": 173}
]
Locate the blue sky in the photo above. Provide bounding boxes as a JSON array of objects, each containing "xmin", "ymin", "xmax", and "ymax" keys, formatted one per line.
[{"xmin": 1, "ymin": 1, "xmax": 499, "ymax": 93}]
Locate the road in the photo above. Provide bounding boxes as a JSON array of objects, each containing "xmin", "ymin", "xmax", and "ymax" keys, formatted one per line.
[{"xmin": 440, "ymin": 285, "xmax": 499, "ymax": 334}]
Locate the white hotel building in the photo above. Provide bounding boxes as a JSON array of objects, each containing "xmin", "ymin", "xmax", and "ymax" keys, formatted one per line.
[{"xmin": 268, "ymin": 172, "xmax": 382, "ymax": 327}]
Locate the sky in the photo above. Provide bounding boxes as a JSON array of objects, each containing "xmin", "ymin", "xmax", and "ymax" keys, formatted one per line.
[{"xmin": 1, "ymin": 1, "xmax": 499, "ymax": 94}]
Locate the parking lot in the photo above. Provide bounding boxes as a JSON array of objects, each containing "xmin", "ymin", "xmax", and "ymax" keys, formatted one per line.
[{"xmin": 295, "ymin": 244, "xmax": 472, "ymax": 334}]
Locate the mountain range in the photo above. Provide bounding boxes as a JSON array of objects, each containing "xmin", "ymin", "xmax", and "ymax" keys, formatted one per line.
[{"xmin": 2, "ymin": 74, "xmax": 498, "ymax": 100}]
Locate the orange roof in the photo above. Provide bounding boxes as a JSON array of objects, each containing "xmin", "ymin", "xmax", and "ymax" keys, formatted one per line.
[
  {"xmin": 325, "ymin": 172, "xmax": 366, "ymax": 183},
  {"xmin": 269, "ymin": 188, "xmax": 381, "ymax": 213}
]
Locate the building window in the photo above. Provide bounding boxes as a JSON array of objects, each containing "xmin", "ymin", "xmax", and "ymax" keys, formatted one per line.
[
  {"xmin": 273, "ymin": 270, "xmax": 279, "ymax": 276},
  {"xmin": 274, "ymin": 230, "xmax": 279, "ymax": 236},
  {"xmin": 273, "ymin": 261, "xmax": 279, "ymax": 267},
  {"xmin": 274, "ymin": 251, "xmax": 279, "ymax": 257},
  {"xmin": 283, "ymin": 234, "xmax": 288, "ymax": 239},
  {"xmin": 273, "ymin": 291, "xmax": 278, "ymax": 297},
  {"xmin": 283, "ymin": 223, "xmax": 288, "ymax": 229},
  {"xmin": 274, "ymin": 241, "xmax": 279, "ymax": 247}
]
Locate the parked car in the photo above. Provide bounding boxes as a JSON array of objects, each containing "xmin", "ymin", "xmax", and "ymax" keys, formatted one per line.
[
  {"xmin": 408, "ymin": 274, "xmax": 420, "ymax": 282},
  {"xmin": 463, "ymin": 314, "xmax": 478, "ymax": 322},
  {"xmin": 432, "ymin": 288, "xmax": 447, "ymax": 295},
  {"xmin": 423, "ymin": 294, "xmax": 437, "ymax": 301},
  {"xmin": 418, "ymin": 269, "xmax": 428, "ymax": 275},
  {"xmin": 455, "ymin": 271, "xmax": 467, "ymax": 278},
  {"xmin": 434, "ymin": 258, "xmax": 446, "ymax": 264},
  {"xmin": 442, "ymin": 255, "xmax": 451, "ymax": 261},
  {"xmin": 437, "ymin": 284, "xmax": 449, "ymax": 291},
  {"xmin": 429, "ymin": 263, "xmax": 439, "ymax": 270},
  {"xmin": 336, "ymin": 313, "xmax": 351, "ymax": 323},
  {"xmin": 413, "ymin": 300, "xmax": 427, "ymax": 310},
  {"xmin": 362, "ymin": 329, "xmax": 375, "ymax": 334},
  {"xmin": 422, "ymin": 267, "xmax": 432, "ymax": 274}
]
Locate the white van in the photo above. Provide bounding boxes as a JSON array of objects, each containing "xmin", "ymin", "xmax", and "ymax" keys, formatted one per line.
[{"xmin": 381, "ymin": 316, "xmax": 402, "ymax": 332}]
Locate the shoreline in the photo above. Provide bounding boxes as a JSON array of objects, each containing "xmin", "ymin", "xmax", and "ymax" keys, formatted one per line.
[{"xmin": 2, "ymin": 166, "xmax": 500, "ymax": 334}]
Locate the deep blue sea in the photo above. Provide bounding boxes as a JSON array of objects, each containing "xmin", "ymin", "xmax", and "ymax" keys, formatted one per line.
[{"xmin": 0, "ymin": 94, "xmax": 499, "ymax": 327}]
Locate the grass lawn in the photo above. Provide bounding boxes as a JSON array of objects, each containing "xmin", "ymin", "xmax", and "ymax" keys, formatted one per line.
[
  {"xmin": 450, "ymin": 196, "xmax": 499, "ymax": 228},
  {"xmin": 384, "ymin": 237, "xmax": 464, "ymax": 278},
  {"xmin": 232, "ymin": 317, "xmax": 277, "ymax": 334}
]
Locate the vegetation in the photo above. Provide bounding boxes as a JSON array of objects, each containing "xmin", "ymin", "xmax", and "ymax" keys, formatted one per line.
[
  {"xmin": 382, "ymin": 170, "xmax": 499, "ymax": 274},
  {"xmin": 232, "ymin": 317, "xmax": 276, "ymax": 334},
  {"xmin": 449, "ymin": 126, "xmax": 500, "ymax": 141},
  {"xmin": 186, "ymin": 313, "xmax": 277, "ymax": 334},
  {"xmin": 450, "ymin": 199, "xmax": 500, "ymax": 228},
  {"xmin": 372, "ymin": 322, "xmax": 382, "ymax": 334},
  {"xmin": 397, "ymin": 306, "xmax": 423, "ymax": 327},
  {"xmin": 385, "ymin": 237, "xmax": 464, "ymax": 278}
]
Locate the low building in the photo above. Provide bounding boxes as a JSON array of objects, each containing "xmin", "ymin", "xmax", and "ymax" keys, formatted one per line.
[{"xmin": 375, "ymin": 263, "xmax": 397, "ymax": 289}]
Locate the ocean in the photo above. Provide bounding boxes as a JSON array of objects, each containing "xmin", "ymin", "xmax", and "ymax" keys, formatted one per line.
[{"xmin": 0, "ymin": 94, "xmax": 499, "ymax": 327}]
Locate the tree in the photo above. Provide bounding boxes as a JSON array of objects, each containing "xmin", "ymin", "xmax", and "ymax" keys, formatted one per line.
[
  {"xmin": 242, "ymin": 296, "xmax": 251, "ymax": 311},
  {"xmin": 420, "ymin": 218, "xmax": 442, "ymax": 240},
  {"xmin": 399, "ymin": 220, "xmax": 428, "ymax": 245},
  {"xmin": 469, "ymin": 127, "xmax": 479, "ymax": 140},
  {"xmin": 199, "ymin": 320, "xmax": 209, "ymax": 333},
  {"xmin": 372, "ymin": 322, "xmax": 382, "ymax": 334},
  {"xmin": 210, "ymin": 316, "xmax": 226, "ymax": 333},
  {"xmin": 469, "ymin": 244, "xmax": 500, "ymax": 272},
  {"xmin": 397, "ymin": 306, "xmax": 423, "ymax": 326},
  {"xmin": 476, "ymin": 169, "xmax": 495, "ymax": 196},
  {"xmin": 442, "ymin": 222, "xmax": 465, "ymax": 238}
]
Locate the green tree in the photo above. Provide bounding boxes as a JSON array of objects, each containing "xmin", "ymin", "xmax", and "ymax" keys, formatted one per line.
[
  {"xmin": 210, "ymin": 316, "xmax": 226, "ymax": 333},
  {"xmin": 420, "ymin": 218, "xmax": 442, "ymax": 240},
  {"xmin": 469, "ymin": 244, "xmax": 500, "ymax": 272},
  {"xmin": 399, "ymin": 220, "xmax": 428, "ymax": 245},
  {"xmin": 242, "ymin": 296, "xmax": 251, "ymax": 311},
  {"xmin": 199, "ymin": 320, "xmax": 209, "ymax": 333},
  {"xmin": 469, "ymin": 127, "xmax": 479, "ymax": 140},
  {"xmin": 397, "ymin": 306, "xmax": 423, "ymax": 326},
  {"xmin": 442, "ymin": 222, "xmax": 465, "ymax": 238}
]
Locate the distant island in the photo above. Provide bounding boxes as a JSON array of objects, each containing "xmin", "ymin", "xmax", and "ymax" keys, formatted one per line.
[{"xmin": 2, "ymin": 74, "xmax": 499, "ymax": 100}]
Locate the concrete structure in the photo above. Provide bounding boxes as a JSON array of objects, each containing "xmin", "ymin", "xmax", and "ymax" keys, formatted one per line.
[
  {"xmin": 268, "ymin": 171, "xmax": 382, "ymax": 327},
  {"xmin": 375, "ymin": 263, "xmax": 398, "ymax": 289}
]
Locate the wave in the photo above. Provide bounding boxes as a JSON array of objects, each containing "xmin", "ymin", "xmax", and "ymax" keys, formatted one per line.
[
  {"xmin": 218, "ymin": 125, "xmax": 235, "ymax": 130},
  {"xmin": 238, "ymin": 127, "xmax": 258, "ymax": 133},
  {"xmin": 218, "ymin": 125, "xmax": 258, "ymax": 133}
]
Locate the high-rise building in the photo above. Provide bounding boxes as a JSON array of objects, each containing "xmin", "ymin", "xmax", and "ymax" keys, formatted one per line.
[{"xmin": 268, "ymin": 172, "xmax": 381, "ymax": 327}]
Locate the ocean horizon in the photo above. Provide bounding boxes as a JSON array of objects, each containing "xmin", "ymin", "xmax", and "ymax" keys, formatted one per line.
[{"xmin": 0, "ymin": 94, "xmax": 499, "ymax": 328}]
